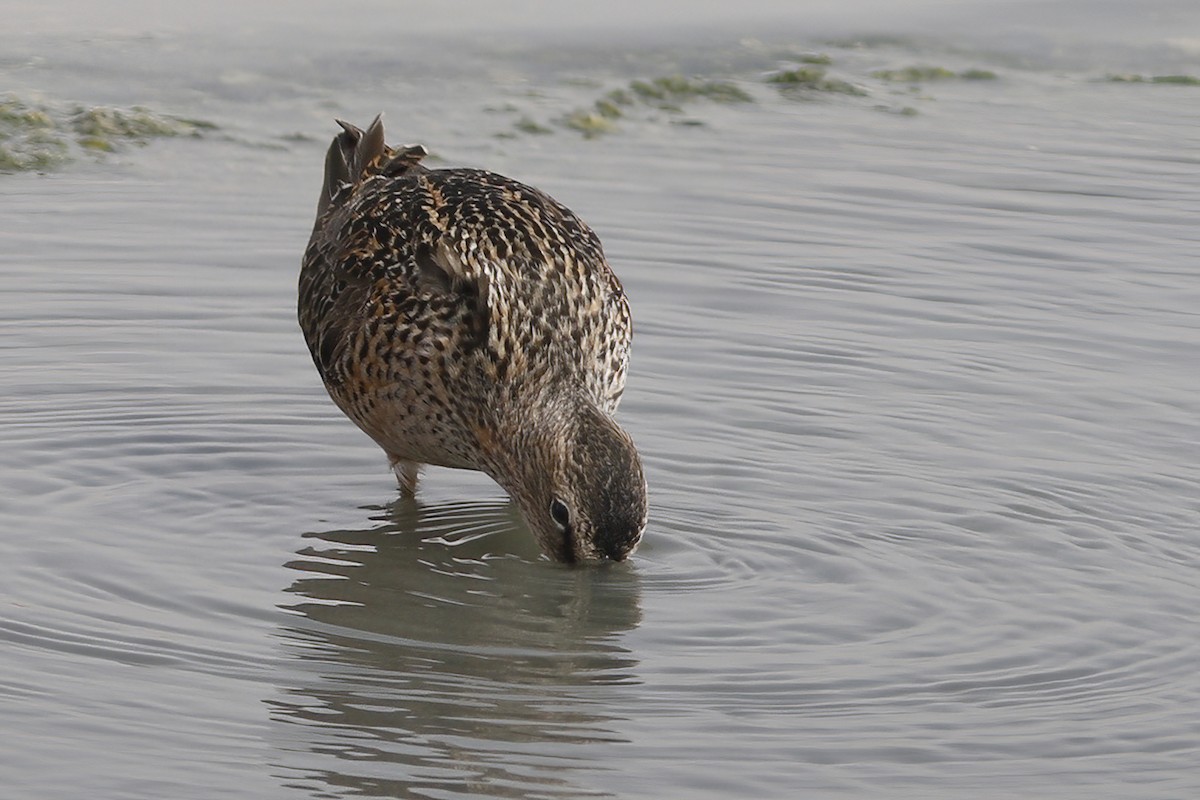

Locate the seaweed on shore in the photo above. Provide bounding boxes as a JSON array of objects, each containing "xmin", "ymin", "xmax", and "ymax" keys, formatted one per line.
[
  {"xmin": 1, "ymin": 95, "xmax": 216, "ymax": 173},
  {"xmin": 510, "ymin": 74, "xmax": 752, "ymax": 138},
  {"xmin": 872, "ymin": 66, "xmax": 998, "ymax": 82},
  {"xmin": 766, "ymin": 67, "xmax": 866, "ymax": 96},
  {"xmin": 1105, "ymin": 74, "xmax": 1200, "ymax": 86}
]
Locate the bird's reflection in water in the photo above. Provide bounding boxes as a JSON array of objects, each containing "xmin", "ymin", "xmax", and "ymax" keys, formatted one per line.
[{"xmin": 268, "ymin": 496, "xmax": 643, "ymax": 799}]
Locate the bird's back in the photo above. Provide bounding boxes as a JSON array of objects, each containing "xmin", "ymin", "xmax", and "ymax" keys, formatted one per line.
[{"xmin": 298, "ymin": 117, "xmax": 632, "ymax": 473}]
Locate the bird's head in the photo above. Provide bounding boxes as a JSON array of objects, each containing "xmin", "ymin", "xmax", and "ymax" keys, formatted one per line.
[{"xmin": 492, "ymin": 396, "xmax": 647, "ymax": 564}]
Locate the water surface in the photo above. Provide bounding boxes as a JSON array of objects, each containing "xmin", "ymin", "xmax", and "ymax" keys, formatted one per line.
[{"xmin": 2, "ymin": 3, "xmax": 1199, "ymax": 798}]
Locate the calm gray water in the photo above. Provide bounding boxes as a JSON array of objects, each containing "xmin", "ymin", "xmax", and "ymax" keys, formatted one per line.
[{"xmin": 3, "ymin": 3, "xmax": 1199, "ymax": 798}]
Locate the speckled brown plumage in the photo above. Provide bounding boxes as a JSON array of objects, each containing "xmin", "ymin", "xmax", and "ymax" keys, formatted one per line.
[{"xmin": 299, "ymin": 116, "xmax": 646, "ymax": 562}]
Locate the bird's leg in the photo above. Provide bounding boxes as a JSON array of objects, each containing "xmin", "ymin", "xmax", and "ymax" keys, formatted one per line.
[{"xmin": 389, "ymin": 457, "xmax": 422, "ymax": 496}]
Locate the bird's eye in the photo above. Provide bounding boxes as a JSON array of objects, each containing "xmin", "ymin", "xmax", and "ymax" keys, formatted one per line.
[{"xmin": 549, "ymin": 498, "xmax": 571, "ymax": 530}]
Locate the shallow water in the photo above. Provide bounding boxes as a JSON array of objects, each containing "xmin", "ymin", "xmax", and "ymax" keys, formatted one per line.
[{"xmin": 3, "ymin": 3, "xmax": 1200, "ymax": 798}]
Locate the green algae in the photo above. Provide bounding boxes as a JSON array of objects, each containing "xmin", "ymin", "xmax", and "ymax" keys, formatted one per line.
[
  {"xmin": 77, "ymin": 136, "xmax": 116, "ymax": 152},
  {"xmin": 604, "ymin": 88, "xmax": 635, "ymax": 107},
  {"xmin": 1, "ymin": 97, "xmax": 69, "ymax": 172},
  {"xmin": 1150, "ymin": 74, "xmax": 1200, "ymax": 85},
  {"xmin": 2, "ymin": 95, "xmax": 216, "ymax": 174},
  {"xmin": 70, "ymin": 105, "xmax": 209, "ymax": 143},
  {"xmin": 873, "ymin": 66, "xmax": 997, "ymax": 82},
  {"xmin": 0, "ymin": 98, "xmax": 55, "ymax": 130},
  {"xmin": 797, "ymin": 53, "xmax": 833, "ymax": 65},
  {"xmin": 0, "ymin": 134, "xmax": 70, "ymax": 172},
  {"xmin": 874, "ymin": 104, "xmax": 920, "ymax": 117},
  {"xmin": 1106, "ymin": 73, "xmax": 1200, "ymax": 85},
  {"xmin": 593, "ymin": 98, "xmax": 625, "ymax": 119},
  {"xmin": 628, "ymin": 75, "xmax": 753, "ymax": 105},
  {"xmin": 513, "ymin": 116, "xmax": 553, "ymax": 135},
  {"xmin": 874, "ymin": 66, "xmax": 956, "ymax": 82},
  {"xmin": 766, "ymin": 67, "xmax": 826, "ymax": 85},
  {"xmin": 767, "ymin": 67, "xmax": 866, "ymax": 96},
  {"xmin": 538, "ymin": 74, "xmax": 752, "ymax": 138},
  {"xmin": 562, "ymin": 110, "xmax": 618, "ymax": 138}
]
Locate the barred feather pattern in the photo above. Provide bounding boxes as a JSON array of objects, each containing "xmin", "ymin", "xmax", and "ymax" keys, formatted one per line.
[{"xmin": 298, "ymin": 117, "xmax": 644, "ymax": 563}]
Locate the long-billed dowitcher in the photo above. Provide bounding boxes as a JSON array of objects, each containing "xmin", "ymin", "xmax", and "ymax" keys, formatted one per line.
[{"xmin": 299, "ymin": 116, "xmax": 646, "ymax": 563}]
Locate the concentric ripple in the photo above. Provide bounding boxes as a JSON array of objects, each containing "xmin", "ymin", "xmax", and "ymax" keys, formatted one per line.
[{"xmin": 4, "ymin": 14, "xmax": 1200, "ymax": 800}]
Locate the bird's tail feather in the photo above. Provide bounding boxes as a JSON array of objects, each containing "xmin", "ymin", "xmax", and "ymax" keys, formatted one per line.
[
  {"xmin": 317, "ymin": 114, "xmax": 385, "ymax": 218},
  {"xmin": 316, "ymin": 114, "xmax": 429, "ymax": 218}
]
